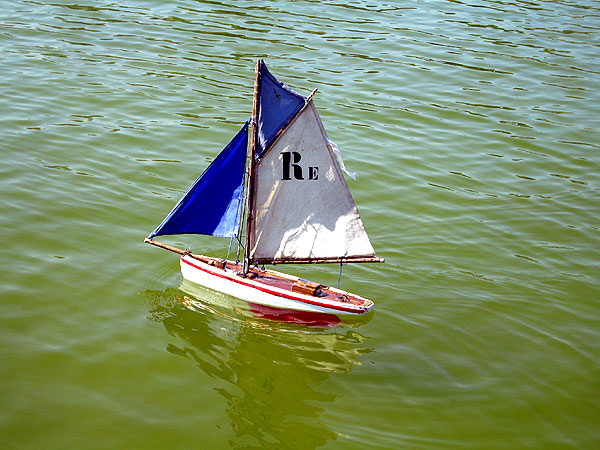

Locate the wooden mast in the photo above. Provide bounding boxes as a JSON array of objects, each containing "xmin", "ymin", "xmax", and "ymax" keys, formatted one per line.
[{"xmin": 243, "ymin": 59, "xmax": 261, "ymax": 274}]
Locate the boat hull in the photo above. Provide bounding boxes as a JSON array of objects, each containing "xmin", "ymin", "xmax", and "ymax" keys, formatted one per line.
[{"xmin": 179, "ymin": 254, "xmax": 374, "ymax": 316}]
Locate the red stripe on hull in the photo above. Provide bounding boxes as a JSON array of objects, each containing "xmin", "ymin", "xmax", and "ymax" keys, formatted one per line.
[{"xmin": 181, "ymin": 256, "xmax": 366, "ymax": 314}]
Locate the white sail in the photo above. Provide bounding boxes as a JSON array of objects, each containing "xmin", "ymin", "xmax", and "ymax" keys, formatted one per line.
[{"xmin": 249, "ymin": 101, "xmax": 376, "ymax": 264}]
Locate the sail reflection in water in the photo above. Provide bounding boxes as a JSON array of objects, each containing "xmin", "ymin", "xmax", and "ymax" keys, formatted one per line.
[{"xmin": 145, "ymin": 287, "xmax": 373, "ymax": 448}]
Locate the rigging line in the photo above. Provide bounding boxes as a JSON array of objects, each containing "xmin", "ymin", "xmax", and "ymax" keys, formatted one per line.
[
  {"xmin": 227, "ymin": 235, "xmax": 235, "ymax": 262},
  {"xmin": 235, "ymin": 235, "xmax": 244, "ymax": 265},
  {"xmin": 238, "ymin": 162, "xmax": 250, "ymax": 266},
  {"xmin": 337, "ymin": 262, "xmax": 346, "ymax": 289},
  {"xmin": 232, "ymin": 160, "xmax": 249, "ymax": 264}
]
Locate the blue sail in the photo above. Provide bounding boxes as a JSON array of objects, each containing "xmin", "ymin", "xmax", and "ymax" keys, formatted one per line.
[
  {"xmin": 149, "ymin": 123, "xmax": 248, "ymax": 239},
  {"xmin": 257, "ymin": 61, "xmax": 305, "ymax": 157}
]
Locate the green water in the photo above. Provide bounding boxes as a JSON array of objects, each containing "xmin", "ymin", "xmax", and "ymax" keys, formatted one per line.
[{"xmin": 2, "ymin": 1, "xmax": 599, "ymax": 448}]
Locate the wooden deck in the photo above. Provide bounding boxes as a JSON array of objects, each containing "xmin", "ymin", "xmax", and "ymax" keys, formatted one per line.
[{"xmin": 215, "ymin": 259, "xmax": 372, "ymax": 309}]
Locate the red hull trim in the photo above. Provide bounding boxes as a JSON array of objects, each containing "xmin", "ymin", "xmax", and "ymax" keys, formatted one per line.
[{"xmin": 181, "ymin": 256, "xmax": 366, "ymax": 314}]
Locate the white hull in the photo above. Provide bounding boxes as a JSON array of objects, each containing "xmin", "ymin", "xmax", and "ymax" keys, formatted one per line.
[{"xmin": 179, "ymin": 254, "xmax": 373, "ymax": 316}]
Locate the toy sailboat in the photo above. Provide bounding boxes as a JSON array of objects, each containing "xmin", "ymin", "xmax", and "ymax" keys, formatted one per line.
[{"xmin": 145, "ymin": 60, "xmax": 383, "ymax": 317}]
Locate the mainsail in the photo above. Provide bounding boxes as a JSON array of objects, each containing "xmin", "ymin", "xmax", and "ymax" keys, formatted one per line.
[
  {"xmin": 248, "ymin": 100, "xmax": 377, "ymax": 264},
  {"xmin": 148, "ymin": 123, "xmax": 248, "ymax": 239}
]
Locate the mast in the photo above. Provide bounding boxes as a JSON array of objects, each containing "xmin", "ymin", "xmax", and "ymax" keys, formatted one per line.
[{"xmin": 244, "ymin": 59, "xmax": 261, "ymax": 273}]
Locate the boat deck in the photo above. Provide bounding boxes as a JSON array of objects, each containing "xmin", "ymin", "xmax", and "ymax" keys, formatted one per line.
[{"xmin": 210, "ymin": 258, "xmax": 373, "ymax": 310}]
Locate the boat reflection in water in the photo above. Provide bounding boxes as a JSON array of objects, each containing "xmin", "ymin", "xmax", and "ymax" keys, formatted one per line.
[{"xmin": 145, "ymin": 285, "xmax": 373, "ymax": 448}]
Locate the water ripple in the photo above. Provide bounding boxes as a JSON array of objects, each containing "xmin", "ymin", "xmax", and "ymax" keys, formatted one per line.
[{"xmin": 2, "ymin": 0, "xmax": 599, "ymax": 448}]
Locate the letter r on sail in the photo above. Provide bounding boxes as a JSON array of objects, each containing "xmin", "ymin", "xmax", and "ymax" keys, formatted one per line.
[{"xmin": 282, "ymin": 151, "xmax": 304, "ymax": 180}]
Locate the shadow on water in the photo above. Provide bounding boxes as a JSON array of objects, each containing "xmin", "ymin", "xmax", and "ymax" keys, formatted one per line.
[{"xmin": 143, "ymin": 285, "xmax": 373, "ymax": 449}]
